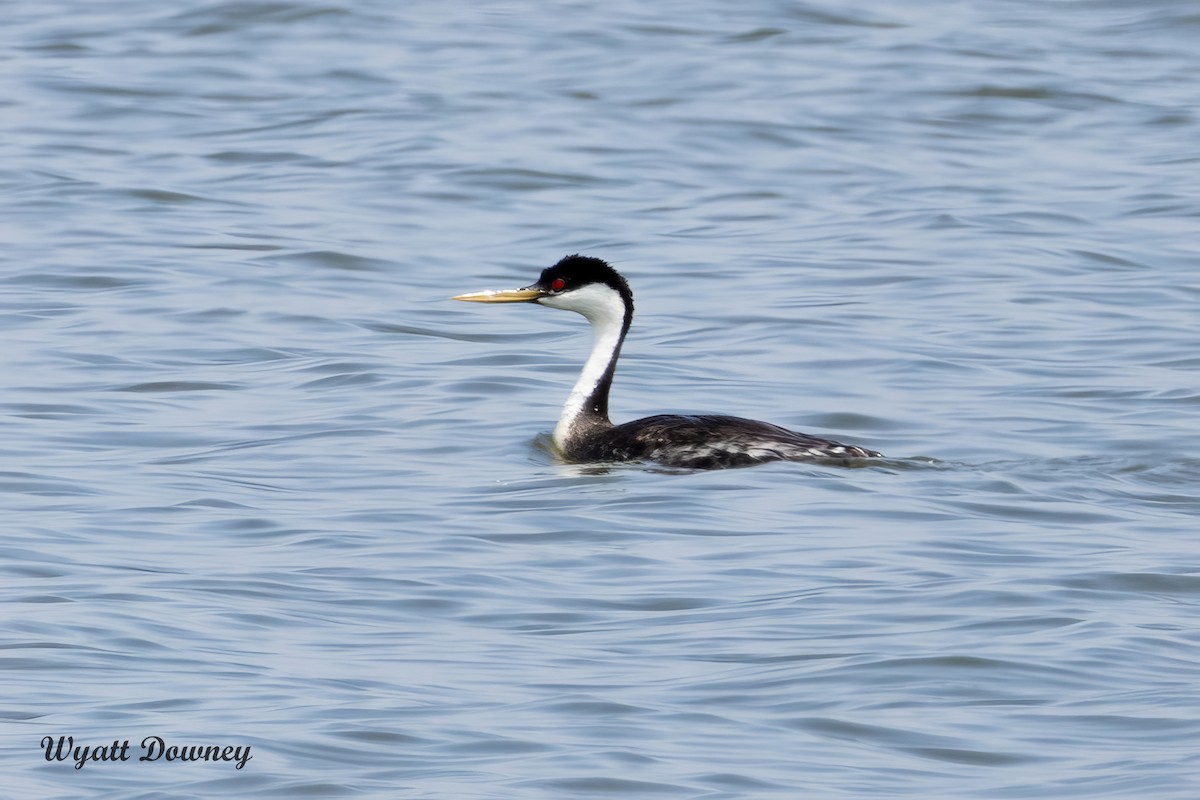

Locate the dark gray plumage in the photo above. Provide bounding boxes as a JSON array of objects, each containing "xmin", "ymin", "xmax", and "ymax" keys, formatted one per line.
[{"xmin": 574, "ymin": 414, "xmax": 879, "ymax": 469}]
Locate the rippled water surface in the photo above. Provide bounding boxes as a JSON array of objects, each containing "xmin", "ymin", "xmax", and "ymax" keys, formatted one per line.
[{"xmin": 4, "ymin": 1, "xmax": 1200, "ymax": 797}]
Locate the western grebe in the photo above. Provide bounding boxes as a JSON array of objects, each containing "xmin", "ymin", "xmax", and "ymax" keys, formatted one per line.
[{"xmin": 453, "ymin": 254, "xmax": 881, "ymax": 469}]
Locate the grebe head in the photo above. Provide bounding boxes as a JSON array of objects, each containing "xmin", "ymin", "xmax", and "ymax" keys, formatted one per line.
[
  {"xmin": 454, "ymin": 255, "xmax": 636, "ymax": 445},
  {"xmin": 452, "ymin": 254, "xmax": 633, "ymax": 325}
]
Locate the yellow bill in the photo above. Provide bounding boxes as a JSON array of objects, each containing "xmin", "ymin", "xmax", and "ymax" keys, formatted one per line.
[{"xmin": 452, "ymin": 287, "xmax": 543, "ymax": 303}]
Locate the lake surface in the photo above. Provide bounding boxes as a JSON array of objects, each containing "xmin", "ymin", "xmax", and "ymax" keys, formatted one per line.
[{"xmin": 3, "ymin": 1, "xmax": 1199, "ymax": 797}]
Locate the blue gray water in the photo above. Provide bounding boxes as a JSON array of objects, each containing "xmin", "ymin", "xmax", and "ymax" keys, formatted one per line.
[{"xmin": 4, "ymin": 1, "xmax": 1199, "ymax": 797}]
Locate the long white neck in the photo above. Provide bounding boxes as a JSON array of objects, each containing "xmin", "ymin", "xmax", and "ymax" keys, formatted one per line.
[{"xmin": 538, "ymin": 283, "xmax": 630, "ymax": 451}]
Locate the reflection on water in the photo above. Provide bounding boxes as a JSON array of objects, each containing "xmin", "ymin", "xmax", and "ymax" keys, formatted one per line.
[{"xmin": 4, "ymin": 0, "xmax": 1200, "ymax": 797}]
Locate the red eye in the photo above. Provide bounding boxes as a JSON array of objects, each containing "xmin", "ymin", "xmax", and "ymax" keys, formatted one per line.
[{"xmin": 550, "ymin": 278, "xmax": 565, "ymax": 292}]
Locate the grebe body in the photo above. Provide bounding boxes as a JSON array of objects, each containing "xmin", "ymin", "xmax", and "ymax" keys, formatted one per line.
[{"xmin": 454, "ymin": 255, "xmax": 879, "ymax": 469}]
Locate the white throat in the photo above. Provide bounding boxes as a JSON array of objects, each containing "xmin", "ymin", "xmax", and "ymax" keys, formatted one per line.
[{"xmin": 538, "ymin": 283, "xmax": 628, "ymax": 450}]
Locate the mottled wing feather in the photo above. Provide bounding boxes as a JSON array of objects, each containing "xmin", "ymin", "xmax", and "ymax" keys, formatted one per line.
[{"xmin": 576, "ymin": 414, "xmax": 880, "ymax": 469}]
